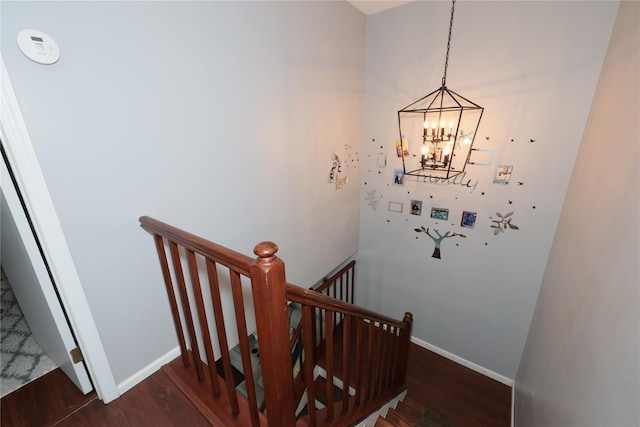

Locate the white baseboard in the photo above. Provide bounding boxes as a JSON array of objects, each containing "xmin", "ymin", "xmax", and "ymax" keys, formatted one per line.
[
  {"xmin": 117, "ymin": 346, "xmax": 181, "ymax": 395},
  {"xmin": 410, "ymin": 336, "xmax": 514, "ymax": 387},
  {"xmin": 116, "ymin": 339, "xmax": 515, "ymax": 406}
]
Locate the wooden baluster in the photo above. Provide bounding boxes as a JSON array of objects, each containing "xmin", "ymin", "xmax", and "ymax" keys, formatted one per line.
[
  {"xmin": 230, "ymin": 271, "xmax": 260, "ymax": 427},
  {"xmin": 394, "ymin": 312, "xmax": 413, "ymax": 387},
  {"xmin": 341, "ymin": 315, "xmax": 351, "ymax": 413},
  {"xmin": 336, "ymin": 274, "xmax": 345, "ymax": 322},
  {"xmin": 392, "ymin": 326, "xmax": 401, "ymax": 387},
  {"xmin": 377, "ymin": 325, "xmax": 389, "ymax": 394},
  {"xmin": 384, "ymin": 324, "xmax": 392, "ymax": 391},
  {"xmin": 354, "ymin": 317, "xmax": 363, "ymax": 406},
  {"xmin": 141, "ymin": 217, "xmax": 414, "ymax": 427},
  {"xmin": 152, "ymin": 235, "xmax": 189, "ymax": 368},
  {"xmin": 302, "ymin": 305, "xmax": 317, "ymax": 427},
  {"xmin": 381, "ymin": 324, "xmax": 392, "ymax": 392},
  {"xmin": 349, "ymin": 263, "xmax": 355, "ymax": 304},
  {"xmin": 325, "ymin": 310, "xmax": 335, "ymax": 421},
  {"xmin": 366, "ymin": 321, "xmax": 375, "ymax": 401},
  {"xmin": 319, "ymin": 307, "xmax": 325, "ymax": 344},
  {"xmin": 250, "ymin": 242, "xmax": 296, "ymax": 427},
  {"xmin": 206, "ymin": 260, "xmax": 240, "ymax": 417},
  {"xmin": 384, "ymin": 325, "xmax": 396, "ymax": 391},
  {"xmin": 332, "ymin": 284, "xmax": 337, "ymax": 326},
  {"xmin": 373, "ymin": 322, "xmax": 383, "ymax": 398},
  {"xmin": 310, "ymin": 306, "xmax": 318, "ymax": 360},
  {"xmin": 169, "ymin": 241, "xmax": 205, "ymax": 382},
  {"xmin": 186, "ymin": 250, "xmax": 221, "ymax": 398}
]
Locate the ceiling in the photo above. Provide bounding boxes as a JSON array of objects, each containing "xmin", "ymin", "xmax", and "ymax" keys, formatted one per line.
[{"xmin": 347, "ymin": 0, "xmax": 413, "ymax": 15}]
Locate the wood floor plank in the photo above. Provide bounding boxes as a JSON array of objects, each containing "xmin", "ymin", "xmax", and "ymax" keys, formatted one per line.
[
  {"xmin": 2, "ymin": 343, "xmax": 511, "ymax": 427},
  {"xmin": 404, "ymin": 343, "xmax": 511, "ymax": 427},
  {"xmin": 55, "ymin": 369, "xmax": 212, "ymax": 427},
  {"xmin": 1, "ymin": 368, "xmax": 96, "ymax": 427}
]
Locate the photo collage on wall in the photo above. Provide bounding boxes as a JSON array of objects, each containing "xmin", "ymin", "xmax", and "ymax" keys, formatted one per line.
[{"xmin": 361, "ymin": 133, "xmax": 535, "ymax": 259}]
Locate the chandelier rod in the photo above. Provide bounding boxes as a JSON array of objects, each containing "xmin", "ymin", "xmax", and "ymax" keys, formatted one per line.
[{"xmin": 442, "ymin": 0, "xmax": 456, "ymax": 88}]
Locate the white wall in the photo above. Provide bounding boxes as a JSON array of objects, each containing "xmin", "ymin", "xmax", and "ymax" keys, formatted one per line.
[
  {"xmin": 515, "ymin": 2, "xmax": 639, "ymax": 425},
  {"xmin": 357, "ymin": 1, "xmax": 618, "ymax": 379},
  {"xmin": 1, "ymin": 1, "xmax": 365, "ymax": 385}
]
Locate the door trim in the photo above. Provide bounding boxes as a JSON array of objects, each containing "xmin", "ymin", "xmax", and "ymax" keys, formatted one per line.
[
  {"xmin": 1, "ymin": 56, "xmax": 119, "ymax": 402},
  {"xmin": 2, "ymin": 154, "xmax": 93, "ymax": 393}
]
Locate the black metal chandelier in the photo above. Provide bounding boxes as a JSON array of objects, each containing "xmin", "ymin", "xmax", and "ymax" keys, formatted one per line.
[{"xmin": 398, "ymin": 0, "xmax": 483, "ymax": 181}]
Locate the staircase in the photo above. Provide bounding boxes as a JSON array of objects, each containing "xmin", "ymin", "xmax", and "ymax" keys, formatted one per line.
[
  {"xmin": 374, "ymin": 396, "xmax": 458, "ymax": 427},
  {"xmin": 139, "ymin": 216, "xmax": 413, "ymax": 427}
]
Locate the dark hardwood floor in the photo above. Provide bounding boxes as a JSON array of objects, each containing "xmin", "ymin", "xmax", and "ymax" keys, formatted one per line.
[
  {"xmin": 405, "ymin": 344, "xmax": 511, "ymax": 427},
  {"xmin": 0, "ymin": 343, "xmax": 511, "ymax": 426}
]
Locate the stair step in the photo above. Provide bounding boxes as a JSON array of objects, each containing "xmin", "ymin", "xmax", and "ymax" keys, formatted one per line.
[
  {"xmin": 164, "ymin": 356, "xmax": 268, "ymax": 427},
  {"xmin": 395, "ymin": 400, "xmax": 424, "ymax": 421},
  {"xmin": 400, "ymin": 395, "xmax": 428, "ymax": 415},
  {"xmin": 313, "ymin": 375, "xmax": 344, "ymax": 406},
  {"xmin": 385, "ymin": 407, "xmax": 416, "ymax": 427},
  {"xmin": 374, "ymin": 417, "xmax": 397, "ymax": 427},
  {"xmin": 376, "ymin": 395, "xmax": 459, "ymax": 427},
  {"xmin": 420, "ymin": 407, "xmax": 457, "ymax": 427}
]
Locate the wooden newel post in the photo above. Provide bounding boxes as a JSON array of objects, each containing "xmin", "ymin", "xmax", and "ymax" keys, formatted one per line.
[
  {"xmin": 395, "ymin": 312, "xmax": 413, "ymax": 386},
  {"xmin": 250, "ymin": 242, "xmax": 296, "ymax": 427}
]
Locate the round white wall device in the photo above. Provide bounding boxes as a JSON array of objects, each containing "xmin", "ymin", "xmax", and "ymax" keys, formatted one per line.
[{"xmin": 17, "ymin": 29, "xmax": 60, "ymax": 65}]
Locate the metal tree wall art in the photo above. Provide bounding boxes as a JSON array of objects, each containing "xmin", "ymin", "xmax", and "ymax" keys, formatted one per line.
[
  {"xmin": 490, "ymin": 212, "xmax": 519, "ymax": 235},
  {"xmin": 415, "ymin": 226, "xmax": 466, "ymax": 259}
]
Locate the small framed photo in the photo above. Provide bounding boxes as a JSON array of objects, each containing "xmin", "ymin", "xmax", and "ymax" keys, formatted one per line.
[
  {"xmin": 388, "ymin": 201, "xmax": 403, "ymax": 213},
  {"xmin": 461, "ymin": 211, "xmax": 477, "ymax": 228},
  {"xmin": 494, "ymin": 165, "xmax": 513, "ymax": 184},
  {"xmin": 430, "ymin": 207, "xmax": 449, "ymax": 221},
  {"xmin": 410, "ymin": 200, "xmax": 422, "ymax": 216},
  {"xmin": 395, "ymin": 139, "xmax": 409, "ymax": 157},
  {"xmin": 393, "ymin": 169, "xmax": 405, "ymax": 186}
]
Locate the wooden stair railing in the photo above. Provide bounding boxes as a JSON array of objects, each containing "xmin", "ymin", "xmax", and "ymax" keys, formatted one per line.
[
  {"xmin": 287, "ymin": 286, "xmax": 412, "ymax": 427},
  {"xmin": 139, "ymin": 216, "xmax": 412, "ymax": 427}
]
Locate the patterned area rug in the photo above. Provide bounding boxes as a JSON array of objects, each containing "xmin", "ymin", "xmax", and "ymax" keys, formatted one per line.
[{"xmin": 1, "ymin": 268, "xmax": 57, "ymax": 397}]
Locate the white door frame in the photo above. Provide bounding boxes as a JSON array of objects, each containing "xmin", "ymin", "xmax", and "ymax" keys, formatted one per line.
[
  {"xmin": 1, "ymin": 57, "xmax": 119, "ymax": 403},
  {"xmin": 2, "ymin": 156, "xmax": 94, "ymax": 394}
]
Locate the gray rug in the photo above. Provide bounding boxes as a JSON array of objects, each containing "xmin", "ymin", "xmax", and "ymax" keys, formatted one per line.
[{"xmin": 1, "ymin": 268, "xmax": 57, "ymax": 397}]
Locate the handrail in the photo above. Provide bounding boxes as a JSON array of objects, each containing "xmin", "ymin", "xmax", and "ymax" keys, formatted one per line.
[
  {"xmin": 290, "ymin": 279, "xmax": 413, "ymax": 426},
  {"xmin": 139, "ymin": 215, "xmax": 253, "ymax": 275},
  {"xmin": 313, "ymin": 260, "xmax": 355, "ymax": 296},
  {"xmin": 140, "ymin": 215, "xmax": 412, "ymax": 427},
  {"xmin": 286, "ymin": 285, "xmax": 408, "ymax": 330}
]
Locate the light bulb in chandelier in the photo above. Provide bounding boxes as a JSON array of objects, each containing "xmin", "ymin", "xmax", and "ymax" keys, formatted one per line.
[{"xmin": 397, "ymin": 0, "xmax": 484, "ymax": 180}]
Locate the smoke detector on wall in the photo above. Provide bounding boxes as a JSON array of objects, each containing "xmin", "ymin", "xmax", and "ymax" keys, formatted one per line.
[{"xmin": 17, "ymin": 29, "xmax": 60, "ymax": 65}]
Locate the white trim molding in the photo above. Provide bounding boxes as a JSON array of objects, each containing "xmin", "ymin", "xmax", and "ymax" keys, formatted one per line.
[
  {"xmin": 1, "ymin": 56, "xmax": 119, "ymax": 402},
  {"xmin": 410, "ymin": 336, "xmax": 514, "ymax": 387},
  {"xmin": 117, "ymin": 346, "xmax": 181, "ymax": 395}
]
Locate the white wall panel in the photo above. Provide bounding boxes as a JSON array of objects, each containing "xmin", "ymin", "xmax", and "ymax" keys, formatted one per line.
[
  {"xmin": 357, "ymin": 1, "xmax": 618, "ymax": 378},
  {"xmin": 1, "ymin": 1, "xmax": 365, "ymax": 385},
  {"xmin": 516, "ymin": 2, "xmax": 639, "ymax": 424}
]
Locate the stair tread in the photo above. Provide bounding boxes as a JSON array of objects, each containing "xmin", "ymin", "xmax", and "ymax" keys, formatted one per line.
[
  {"xmin": 164, "ymin": 356, "xmax": 268, "ymax": 427},
  {"xmin": 375, "ymin": 417, "xmax": 397, "ymax": 427},
  {"xmin": 401, "ymin": 395, "xmax": 428, "ymax": 414},
  {"xmin": 376, "ymin": 395, "xmax": 459, "ymax": 427},
  {"xmin": 385, "ymin": 407, "xmax": 416, "ymax": 427},
  {"xmin": 394, "ymin": 400, "xmax": 424, "ymax": 421},
  {"xmin": 420, "ymin": 407, "xmax": 457, "ymax": 427}
]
